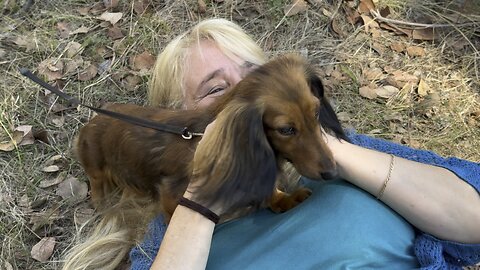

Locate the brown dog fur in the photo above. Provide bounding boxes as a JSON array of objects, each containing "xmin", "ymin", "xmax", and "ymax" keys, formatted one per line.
[{"xmin": 75, "ymin": 54, "xmax": 348, "ymax": 223}]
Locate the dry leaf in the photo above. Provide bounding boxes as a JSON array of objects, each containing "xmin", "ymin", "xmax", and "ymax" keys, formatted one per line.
[
  {"xmin": 0, "ymin": 140, "xmax": 18, "ymax": 152},
  {"xmin": 406, "ymin": 46, "xmax": 425, "ymax": 57},
  {"xmin": 415, "ymin": 92, "xmax": 440, "ymax": 117},
  {"xmin": 31, "ymin": 237, "xmax": 55, "ymax": 262},
  {"xmin": 78, "ymin": 63, "xmax": 98, "ymax": 81},
  {"xmin": 66, "ymin": 41, "xmax": 83, "ymax": 58},
  {"xmin": 103, "ymin": 0, "xmax": 119, "ymax": 9},
  {"xmin": 383, "ymin": 65, "xmax": 396, "ymax": 74},
  {"xmin": 64, "ymin": 58, "xmax": 84, "ymax": 75},
  {"xmin": 378, "ymin": 22, "xmax": 436, "ymax": 41},
  {"xmin": 359, "ymin": 85, "xmax": 377, "ymax": 99},
  {"xmin": 130, "ymin": 51, "xmax": 155, "ymax": 71},
  {"xmin": 90, "ymin": 2, "xmax": 105, "ymax": 15},
  {"xmin": 45, "ymin": 154, "xmax": 63, "ymax": 165},
  {"xmin": 124, "ymin": 74, "xmax": 142, "ymax": 89},
  {"xmin": 358, "ymin": 0, "xmax": 375, "ymax": 14},
  {"xmin": 29, "ymin": 206, "xmax": 63, "ymax": 231},
  {"xmin": 97, "ymin": 60, "xmax": 111, "ymax": 75},
  {"xmin": 336, "ymin": 112, "xmax": 350, "ymax": 122},
  {"xmin": 198, "ymin": 0, "xmax": 207, "ymax": 13},
  {"xmin": 56, "ymin": 177, "xmax": 88, "ymax": 200},
  {"xmin": 133, "ymin": 0, "xmax": 150, "ymax": 14},
  {"xmin": 74, "ymin": 207, "xmax": 95, "ymax": 226},
  {"xmin": 113, "ymin": 39, "xmax": 127, "ymax": 55},
  {"xmin": 379, "ymin": 5, "xmax": 390, "ymax": 17},
  {"xmin": 412, "ymin": 28, "xmax": 436, "ymax": 41},
  {"xmin": 18, "ymin": 194, "xmax": 30, "ymax": 209},
  {"xmin": 0, "ymin": 191, "xmax": 14, "ymax": 204},
  {"xmin": 0, "ymin": 125, "xmax": 34, "ymax": 152},
  {"xmin": 344, "ymin": 6, "xmax": 360, "ymax": 24},
  {"xmin": 384, "ymin": 113, "xmax": 403, "ymax": 122},
  {"xmin": 363, "ymin": 67, "xmax": 384, "ymax": 81},
  {"xmin": 360, "ymin": 15, "xmax": 379, "ymax": 34},
  {"xmin": 368, "ymin": 128, "xmax": 383, "ymax": 134},
  {"xmin": 77, "ymin": 6, "xmax": 90, "ymax": 15},
  {"xmin": 98, "ymin": 12, "xmax": 123, "ymax": 25},
  {"xmin": 390, "ymin": 42, "xmax": 405, "ymax": 53},
  {"xmin": 370, "ymin": 27, "xmax": 381, "ymax": 39},
  {"xmin": 30, "ymin": 196, "xmax": 48, "ymax": 209},
  {"xmin": 96, "ymin": 46, "xmax": 113, "ymax": 59},
  {"xmin": 395, "ymin": 126, "xmax": 407, "ymax": 134},
  {"xmin": 57, "ymin": 22, "xmax": 71, "ymax": 38},
  {"xmin": 330, "ymin": 70, "xmax": 348, "ymax": 81},
  {"xmin": 376, "ymin": 85, "xmax": 399, "ymax": 98},
  {"xmin": 387, "ymin": 70, "xmax": 419, "ymax": 88},
  {"xmin": 379, "ymin": 22, "xmax": 409, "ymax": 36},
  {"xmin": 371, "ymin": 42, "xmax": 386, "ymax": 55},
  {"xmin": 42, "ymin": 165, "xmax": 61, "ymax": 173},
  {"xmin": 13, "ymin": 35, "xmax": 36, "ymax": 51},
  {"xmin": 330, "ymin": 19, "xmax": 346, "ymax": 37},
  {"xmin": 51, "ymin": 115, "xmax": 65, "ymax": 127},
  {"xmin": 392, "ymin": 70, "xmax": 419, "ymax": 82},
  {"xmin": 417, "ymin": 78, "xmax": 430, "ymax": 97},
  {"xmin": 38, "ymin": 58, "xmax": 64, "ymax": 81},
  {"xmin": 107, "ymin": 26, "xmax": 124, "ymax": 40},
  {"xmin": 284, "ymin": 0, "xmax": 308, "ymax": 17},
  {"xmin": 70, "ymin": 26, "xmax": 90, "ymax": 35},
  {"xmin": 39, "ymin": 173, "xmax": 66, "ymax": 188},
  {"xmin": 16, "ymin": 125, "xmax": 34, "ymax": 146},
  {"xmin": 33, "ymin": 129, "xmax": 50, "ymax": 144},
  {"xmin": 4, "ymin": 261, "xmax": 13, "ymax": 270},
  {"xmin": 322, "ymin": 8, "xmax": 332, "ymax": 17}
]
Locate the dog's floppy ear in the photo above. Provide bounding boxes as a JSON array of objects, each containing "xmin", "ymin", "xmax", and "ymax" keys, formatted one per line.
[
  {"xmin": 191, "ymin": 101, "xmax": 277, "ymax": 213},
  {"xmin": 308, "ymin": 73, "xmax": 350, "ymax": 142}
]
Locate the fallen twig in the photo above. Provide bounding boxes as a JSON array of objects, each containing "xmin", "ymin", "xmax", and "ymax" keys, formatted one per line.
[{"xmin": 370, "ymin": 9, "xmax": 478, "ymax": 29}]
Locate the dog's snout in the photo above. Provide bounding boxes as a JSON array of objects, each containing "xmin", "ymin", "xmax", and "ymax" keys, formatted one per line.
[{"xmin": 320, "ymin": 170, "xmax": 338, "ymax": 180}]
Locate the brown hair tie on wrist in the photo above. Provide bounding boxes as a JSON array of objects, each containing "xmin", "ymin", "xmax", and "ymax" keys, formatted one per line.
[{"xmin": 178, "ymin": 197, "xmax": 220, "ymax": 224}]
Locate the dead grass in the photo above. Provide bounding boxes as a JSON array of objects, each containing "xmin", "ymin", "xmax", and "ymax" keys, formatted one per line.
[{"xmin": 0, "ymin": 0, "xmax": 479, "ymax": 269}]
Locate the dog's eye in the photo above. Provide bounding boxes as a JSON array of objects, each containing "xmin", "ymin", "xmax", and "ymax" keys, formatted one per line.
[
  {"xmin": 315, "ymin": 111, "xmax": 320, "ymax": 120},
  {"xmin": 277, "ymin": 127, "xmax": 296, "ymax": 136}
]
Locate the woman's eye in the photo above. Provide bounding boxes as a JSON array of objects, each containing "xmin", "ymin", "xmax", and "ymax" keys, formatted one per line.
[
  {"xmin": 244, "ymin": 61, "xmax": 255, "ymax": 69},
  {"xmin": 277, "ymin": 127, "xmax": 296, "ymax": 136},
  {"xmin": 207, "ymin": 85, "xmax": 227, "ymax": 95}
]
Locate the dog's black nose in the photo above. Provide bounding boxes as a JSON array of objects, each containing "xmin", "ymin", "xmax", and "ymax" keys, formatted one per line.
[{"xmin": 321, "ymin": 170, "xmax": 338, "ymax": 180}]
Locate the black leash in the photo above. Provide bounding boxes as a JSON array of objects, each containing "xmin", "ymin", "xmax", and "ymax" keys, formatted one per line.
[{"xmin": 19, "ymin": 68, "xmax": 203, "ymax": 140}]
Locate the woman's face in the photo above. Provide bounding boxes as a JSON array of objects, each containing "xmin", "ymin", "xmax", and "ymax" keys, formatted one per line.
[{"xmin": 183, "ymin": 40, "xmax": 257, "ymax": 109}]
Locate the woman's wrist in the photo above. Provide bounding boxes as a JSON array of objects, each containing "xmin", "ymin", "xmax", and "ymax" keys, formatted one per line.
[
  {"xmin": 183, "ymin": 188, "xmax": 224, "ymax": 217},
  {"xmin": 324, "ymin": 133, "xmax": 352, "ymax": 180}
]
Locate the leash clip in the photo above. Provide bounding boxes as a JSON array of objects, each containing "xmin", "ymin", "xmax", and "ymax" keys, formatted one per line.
[
  {"xmin": 181, "ymin": 127, "xmax": 204, "ymax": 140},
  {"xmin": 181, "ymin": 128, "xmax": 193, "ymax": 140}
]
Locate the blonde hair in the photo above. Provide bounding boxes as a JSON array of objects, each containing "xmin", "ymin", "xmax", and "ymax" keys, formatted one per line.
[{"xmin": 148, "ymin": 18, "xmax": 267, "ymax": 108}]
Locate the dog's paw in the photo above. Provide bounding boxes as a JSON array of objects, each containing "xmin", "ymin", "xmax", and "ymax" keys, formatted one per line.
[{"xmin": 269, "ymin": 187, "xmax": 312, "ymax": 213}]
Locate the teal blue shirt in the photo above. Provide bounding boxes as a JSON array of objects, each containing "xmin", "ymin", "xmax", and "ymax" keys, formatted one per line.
[
  {"xmin": 130, "ymin": 132, "xmax": 480, "ymax": 269},
  {"xmin": 208, "ymin": 179, "xmax": 419, "ymax": 269}
]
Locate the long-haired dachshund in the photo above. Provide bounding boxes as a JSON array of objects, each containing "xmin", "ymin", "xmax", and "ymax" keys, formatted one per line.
[{"xmin": 75, "ymin": 53, "xmax": 348, "ymax": 222}]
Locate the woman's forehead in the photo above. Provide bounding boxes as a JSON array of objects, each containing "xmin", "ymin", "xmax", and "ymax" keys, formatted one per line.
[{"xmin": 186, "ymin": 40, "xmax": 244, "ymax": 66}]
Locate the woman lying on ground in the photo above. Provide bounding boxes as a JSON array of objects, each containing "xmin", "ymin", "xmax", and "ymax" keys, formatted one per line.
[{"xmin": 127, "ymin": 18, "xmax": 480, "ymax": 270}]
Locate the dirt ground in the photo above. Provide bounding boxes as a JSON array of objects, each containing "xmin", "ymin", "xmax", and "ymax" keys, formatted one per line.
[{"xmin": 0, "ymin": 0, "xmax": 479, "ymax": 269}]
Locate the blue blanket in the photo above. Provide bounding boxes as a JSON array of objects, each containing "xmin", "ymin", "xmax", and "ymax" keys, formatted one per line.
[{"xmin": 130, "ymin": 133, "xmax": 480, "ymax": 269}]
